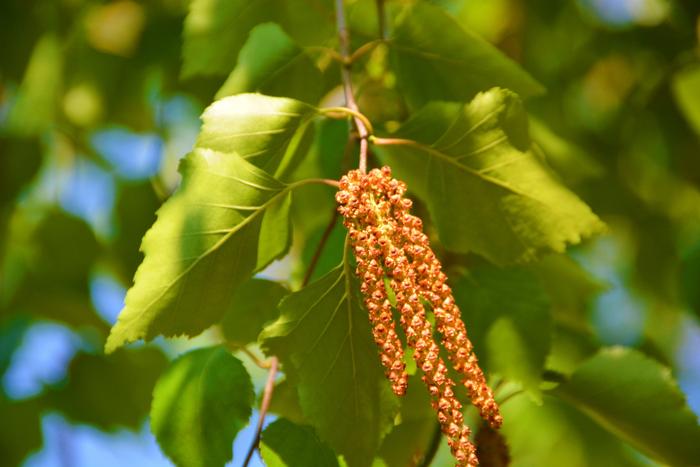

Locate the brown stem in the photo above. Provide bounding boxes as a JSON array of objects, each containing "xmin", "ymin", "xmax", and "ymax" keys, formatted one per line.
[
  {"xmin": 242, "ymin": 356, "xmax": 279, "ymax": 467},
  {"xmin": 335, "ymin": 0, "xmax": 370, "ymax": 173},
  {"xmin": 303, "ymin": 210, "xmax": 340, "ymax": 287}
]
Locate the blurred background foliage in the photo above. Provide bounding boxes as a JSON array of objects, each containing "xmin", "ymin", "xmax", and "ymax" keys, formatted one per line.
[{"xmin": 0, "ymin": 0, "xmax": 699, "ymax": 465}]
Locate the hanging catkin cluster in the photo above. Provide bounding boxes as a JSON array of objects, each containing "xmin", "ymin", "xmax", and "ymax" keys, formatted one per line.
[{"xmin": 336, "ymin": 167, "xmax": 502, "ymax": 467}]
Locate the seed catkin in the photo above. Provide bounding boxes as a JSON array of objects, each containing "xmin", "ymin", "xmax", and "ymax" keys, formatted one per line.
[{"xmin": 336, "ymin": 166, "xmax": 502, "ymax": 466}]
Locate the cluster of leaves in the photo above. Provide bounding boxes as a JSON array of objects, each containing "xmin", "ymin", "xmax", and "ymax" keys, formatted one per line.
[{"xmin": 2, "ymin": 0, "xmax": 700, "ymax": 466}]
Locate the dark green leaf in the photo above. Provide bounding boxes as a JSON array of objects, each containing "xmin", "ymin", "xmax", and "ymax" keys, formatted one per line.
[
  {"xmin": 454, "ymin": 264, "xmax": 551, "ymax": 398},
  {"xmin": 111, "ymin": 182, "xmax": 161, "ymax": 282},
  {"xmin": 260, "ymin": 418, "xmax": 339, "ymax": 467},
  {"xmin": 151, "ymin": 346, "xmax": 254, "ymax": 467},
  {"xmin": 390, "ymin": 2, "xmax": 544, "ymax": 109},
  {"xmin": 105, "ymin": 150, "xmax": 292, "ymax": 352},
  {"xmin": 378, "ymin": 88, "xmax": 605, "ymax": 265},
  {"xmin": 50, "ymin": 347, "xmax": 167, "ymax": 430},
  {"xmin": 553, "ymin": 347, "xmax": 700, "ymax": 466},
  {"xmin": 1, "ymin": 211, "xmax": 107, "ymax": 331},
  {"xmin": 261, "ymin": 264, "xmax": 399, "ymax": 467},
  {"xmin": 216, "ymin": 23, "xmax": 323, "ymax": 104},
  {"xmin": 378, "ymin": 376, "xmax": 436, "ymax": 467},
  {"xmin": 0, "ymin": 136, "xmax": 42, "ymax": 206},
  {"xmin": 530, "ymin": 254, "xmax": 606, "ymax": 328},
  {"xmin": 529, "ymin": 118, "xmax": 604, "ymax": 185},
  {"xmin": 182, "ymin": 0, "xmax": 333, "ymax": 78},
  {"xmin": 182, "ymin": 0, "xmax": 274, "ymax": 77},
  {"xmin": 0, "ymin": 397, "xmax": 42, "ymax": 466},
  {"xmin": 221, "ymin": 278, "xmax": 287, "ymax": 346}
]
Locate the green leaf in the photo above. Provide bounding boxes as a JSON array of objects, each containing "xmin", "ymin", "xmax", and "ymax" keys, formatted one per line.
[
  {"xmin": 50, "ymin": 348, "xmax": 167, "ymax": 430},
  {"xmin": 529, "ymin": 118, "xmax": 604, "ymax": 186},
  {"xmin": 261, "ymin": 264, "xmax": 399, "ymax": 467},
  {"xmin": 182, "ymin": 0, "xmax": 334, "ymax": 78},
  {"xmin": 501, "ymin": 393, "xmax": 651, "ymax": 467},
  {"xmin": 5, "ymin": 34, "xmax": 63, "ymax": 135},
  {"xmin": 454, "ymin": 264, "xmax": 551, "ymax": 399},
  {"xmin": 196, "ymin": 93, "xmax": 317, "ymax": 175},
  {"xmin": 182, "ymin": 0, "xmax": 274, "ymax": 77},
  {"xmin": 0, "ymin": 136, "xmax": 42, "ymax": 207},
  {"xmin": 389, "ymin": 3, "xmax": 544, "ymax": 109},
  {"xmin": 268, "ymin": 377, "xmax": 307, "ymax": 424},
  {"xmin": 378, "ymin": 88, "xmax": 605, "ymax": 265},
  {"xmin": 105, "ymin": 149, "xmax": 292, "ymax": 352},
  {"xmin": 111, "ymin": 182, "xmax": 161, "ymax": 282},
  {"xmin": 0, "ymin": 397, "xmax": 42, "ymax": 466},
  {"xmin": 151, "ymin": 346, "xmax": 254, "ymax": 467},
  {"xmin": 1, "ymin": 211, "xmax": 107, "ymax": 332},
  {"xmin": 378, "ymin": 376, "xmax": 435, "ymax": 467},
  {"xmin": 553, "ymin": 347, "xmax": 700, "ymax": 466},
  {"xmin": 672, "ymin": 65, "xmax": 700, "ymax": 136},
  {"xmin": 530, "ymin": 254, "xmax": 606, "ymax": 328},
  {"xmin": 220, "ymin": 278, "xmax": 287, "ymax": 346},
  {"xmin": 216, "ymin": 23, "xmax": 324, "ymax": 104},
  {"xmin": 260, "ymin": 418, "xmax": 340, "ymax": 467}
]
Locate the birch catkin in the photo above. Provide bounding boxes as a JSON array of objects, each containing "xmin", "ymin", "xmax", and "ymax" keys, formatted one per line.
[{"xmin": 336, "ymin": 167, "xmax": 502, "ymax": 466}]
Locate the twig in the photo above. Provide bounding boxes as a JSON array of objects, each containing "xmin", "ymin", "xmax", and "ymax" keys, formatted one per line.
[
  {"xmin": 241, "ymin": 356, "xmax": 279, "ymax": 467},
  {"xmin": 303, "ymin": 210, "xmax": 340, "ymax": 287},
  {"xmin": 335, "ymin": 0, "xmax": 370, "ymax": 173},
  {"xmin": 348, "ymin": 39, "xmax": 382, "ymax": 63},
  {"xmin": 240, "ymin": 346, "xmax": 271, "ymax": 369}
]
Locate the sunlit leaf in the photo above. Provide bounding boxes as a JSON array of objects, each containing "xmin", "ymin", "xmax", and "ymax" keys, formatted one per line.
[
  {"xmin": 220, "ymin": 278, "xmax": 287, "ymax": 346},
  {"xmin": 261, "ymin": 264, "xmax": 399, "ymax": 467},
  {"xmin": 216, "ymin": 23, "xmax": 324, "ymax": 104},
  {"xmin": 501, "ymin": 393, "xmax": 650, "ymax": 467},
  {"xmin": 105, "ymin": 150, "xmax": 292, "ymax": 352},
  {"xmin": 390, "ymin": 2, "xmax": 544, "ymax": 109},
  {"xmin": 196, "ymin": 93, "xmax": 317, "ymax": 176},
  {"xmin": 553, "ymin": 347, "xmax": 700, "ymax": 466},
  {"xmin": 260, "ymin": 418, "xmax": 339, "ymax": 467},
  {"xmin": 151, "ymin": 346, "xmax": 254, "ymax": 467},
  {"xmin": 378, "ymin": 88, "xmax": 605, "ymax": 265}
]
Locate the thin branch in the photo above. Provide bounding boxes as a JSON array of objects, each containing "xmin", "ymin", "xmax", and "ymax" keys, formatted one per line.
[
  {"xmin": 241, "ymin": 347, "xmax": 271, "ymax": 369},
  {"xmin": 335, "ymin": 0, "xmax": 370, "ymax": 173},
  {"xmin": 348, "ymin": 39, "xmax": 382, "ymax": 63},
  {"xmin": 303, "ymin": 210, "xmax": 340, "ymax": 287},
  {"xmin": 242, "ymin": 356, "xmax": 279, "ymax": 467},
  {"xmin": 319, "ymin": 107, "xmax": 374, "ymax": 135}
]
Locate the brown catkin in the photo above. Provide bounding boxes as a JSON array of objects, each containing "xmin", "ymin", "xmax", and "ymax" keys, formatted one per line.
[{"xmin": 336, "ymin": 166, "xmax": 502, "ymax": 466}]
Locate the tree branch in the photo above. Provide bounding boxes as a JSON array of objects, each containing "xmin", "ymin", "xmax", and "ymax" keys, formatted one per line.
[
  {"xmin": 242, "ymin": 356, "xmax": 279, "ymax": 467},
  {"xmin": 335, "ymin": 0, "xmax": 370, "ymax": 173}
]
